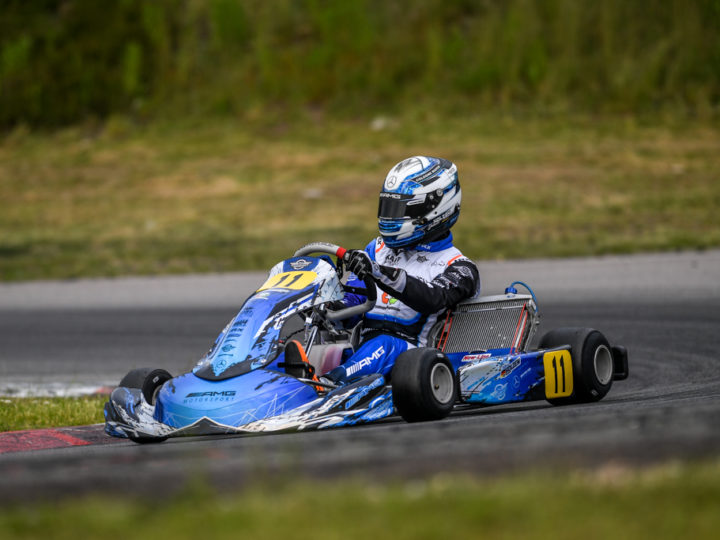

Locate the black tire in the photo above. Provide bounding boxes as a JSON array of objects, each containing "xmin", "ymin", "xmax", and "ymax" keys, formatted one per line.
[
  {"xmin": 119, "ymin": 367, "xmax": 172, "ymax": 405},
  {"xmin": 391, "ymin": 348, "xmax": 457, "ymax": 423},
  {"xmin": 118, "ymin": 368, "xmax": 172, "ymax": 444},
  {"xmin": 538, "ymin": 327, "xmax": 614, "ymax": 405}
]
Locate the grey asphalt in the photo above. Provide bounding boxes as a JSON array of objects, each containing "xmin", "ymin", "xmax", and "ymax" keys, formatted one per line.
[{"xmin": 1, "ymin": 250, "xmax": 719, "ymax": 502}]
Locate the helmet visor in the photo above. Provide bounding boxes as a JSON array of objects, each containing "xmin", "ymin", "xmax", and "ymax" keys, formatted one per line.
[{"xmin": 378, "ymin": 193, "xmax": 438, "ymax": 220}]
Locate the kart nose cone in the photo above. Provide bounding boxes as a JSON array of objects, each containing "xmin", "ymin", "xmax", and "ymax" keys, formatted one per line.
[{"xmin": 154, "ymin": 370, "xmax": 318, "ymax": 429}]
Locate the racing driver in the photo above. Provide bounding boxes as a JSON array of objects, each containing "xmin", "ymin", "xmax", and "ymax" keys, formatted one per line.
[{"xmin": 292, "ymin": 156, "xmax": 480, "ymax": 386}]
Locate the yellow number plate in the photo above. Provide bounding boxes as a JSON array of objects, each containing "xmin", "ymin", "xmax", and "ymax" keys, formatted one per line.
[
  {"xmin": 257, "ymin": 271, "xmax": 317, "ymax": 292},
  {"xmin": 543, "ymin": 350, "xmax": 574, "ymax": 398}
]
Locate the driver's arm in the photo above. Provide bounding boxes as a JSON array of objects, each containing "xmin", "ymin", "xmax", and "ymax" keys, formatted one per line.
[
  {"xmin": 345, "ymin": 247, "xmax": 479, "ymax": 314},
  {"xmin": 373, "ymin": 259, "xmax": 479, "ymax": 314}
]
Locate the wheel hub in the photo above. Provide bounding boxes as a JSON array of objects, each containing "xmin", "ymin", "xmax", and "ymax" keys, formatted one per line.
[
  {"xmin": 430, "ymin": 362, "xmax": 454, "ymax": 404},
  {"xmin": 594, "ymin": 345, "xmax": 613, "ymax": 386}
]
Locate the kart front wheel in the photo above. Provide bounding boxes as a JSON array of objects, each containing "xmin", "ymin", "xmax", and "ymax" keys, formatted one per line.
[
  {"xmin": 119, "ymin": 367, "xmax": 172, "ymax": 405},
  {"xmin": 391, "ymin": 348, "xmax": 457, "ymax": 422},
  {"xmin": 538, "ymin": 327, "xmax": 613, "ymax": 405},
  {"xmin": 118, "ymin": 367, "xmax": 172, "ymax": 444}
]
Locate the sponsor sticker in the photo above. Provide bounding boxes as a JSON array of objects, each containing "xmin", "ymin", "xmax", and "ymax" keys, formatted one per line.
[
  {"xmin": 289, "ymin": 258, "xmax": 312, "ymax": 270},
  {"xmin": 461, "ymin": 353, "xmax": 492, "ymax": 363},
  {"xmin": 500, "ymin": 357, "xmax": 521, "ymax": 378},
  {"xmin": 491, "ymin": 383, "xmax": 507, "ymax": 401},
  {"xmin": 185, "ymin": 391, "xmax": 236, "ymax": 398},
  {"xmin": 183, "ymin": 390, "xmax": 237, "ymax": 404}
]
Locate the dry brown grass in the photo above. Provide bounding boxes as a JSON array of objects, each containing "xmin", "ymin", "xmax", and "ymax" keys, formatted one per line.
[{"xmin": 1, "ymin": 113, "xmax": 718, "ymax": 280}]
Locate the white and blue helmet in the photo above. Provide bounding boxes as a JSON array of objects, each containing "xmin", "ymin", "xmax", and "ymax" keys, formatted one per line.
[{"xmin": 378, "ymin": 156, "xmax": 462, "ymax": 249}]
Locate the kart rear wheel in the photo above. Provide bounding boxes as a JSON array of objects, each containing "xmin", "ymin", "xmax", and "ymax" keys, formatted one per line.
[
  {"xmin": 118, "ymin": 367, "xmax": 172, "ymax": 444},
  {"xmin": 392, "ymin": 348, "xmax": 457, "ymax": 423},
  {"xmin": 538, "ymin": 327, "xmax": 613, "ymax": 405}
]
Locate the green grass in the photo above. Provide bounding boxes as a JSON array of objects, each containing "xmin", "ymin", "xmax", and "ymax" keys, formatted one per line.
[
  {"xmin": 1, "ymin": 111, "xmax": 719, "ymax": 281},
  {"xmin": 2, "ymin": 1, "xmax": 718, "ymax": 127},
  {"xmin": 1, "ymin": 460, "xmax": 719, "ymax": 539},
  {"xmin": 0, "ymin": 396, "xmax": 106, "ymax": 432}
]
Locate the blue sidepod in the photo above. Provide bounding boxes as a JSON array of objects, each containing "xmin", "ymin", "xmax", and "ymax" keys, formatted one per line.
[
  {"xmin": 154, "ymin": 370, "xmax": 319, "ymax": 429},
  {"xmin": 454, "ymin": 350, "xmax": 545, "ymax": 404}
]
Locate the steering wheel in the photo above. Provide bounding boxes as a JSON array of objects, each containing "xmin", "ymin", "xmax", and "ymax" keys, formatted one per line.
[{"xmin": 293, "ymin": 242, "xmax": 376, "ymax": 321}]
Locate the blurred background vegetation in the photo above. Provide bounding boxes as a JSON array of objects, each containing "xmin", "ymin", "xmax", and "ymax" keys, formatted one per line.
[
  {"xmin": 2, "ymin": 0, "xmax": 718, "ymax": 127},
  {"xmin": 1, "ymin": 0, "xmax": 719, "ymax": 280}
]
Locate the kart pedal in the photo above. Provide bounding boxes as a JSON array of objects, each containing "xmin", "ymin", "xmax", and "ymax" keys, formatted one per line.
[{"xmin": 280, "ymin": 340, "xmax": 317, "ymax": 380}]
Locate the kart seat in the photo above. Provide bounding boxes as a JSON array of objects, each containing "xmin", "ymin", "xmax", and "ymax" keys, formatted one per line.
[{"xmin": 307, "ymin": 344, "xmax": 347, "ymax": 375}]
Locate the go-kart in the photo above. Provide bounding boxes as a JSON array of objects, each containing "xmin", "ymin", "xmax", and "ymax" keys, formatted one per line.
[{"xmin": 104, "ymin": 242, "xmax": 629, "ymax": 443}]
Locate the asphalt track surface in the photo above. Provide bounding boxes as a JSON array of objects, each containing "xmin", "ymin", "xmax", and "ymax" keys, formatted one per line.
[{"xmin": 1, "ymin": 251, "xmax": 719, "ymax": 503}]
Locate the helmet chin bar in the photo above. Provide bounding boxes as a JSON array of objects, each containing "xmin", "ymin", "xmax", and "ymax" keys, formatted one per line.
[
  {"xmin": 381, "ymin": 209, "xmax": 456, "ymax": 249},
  {"xmin": 381, "ymin": 229, "xmax": 425, "ymax": 249}
]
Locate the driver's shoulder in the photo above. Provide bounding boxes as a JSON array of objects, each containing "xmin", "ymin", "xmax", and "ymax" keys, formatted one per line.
[
  {"xmin": 445, "ymin": 246, "xmax": 474, "ymax": 265},
  {"xmin": 365, "ymin": 237, "xmax": 383, "ymax": 260}
]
